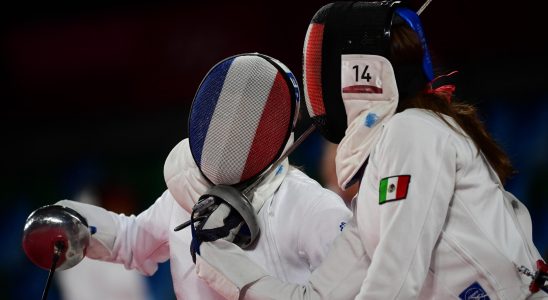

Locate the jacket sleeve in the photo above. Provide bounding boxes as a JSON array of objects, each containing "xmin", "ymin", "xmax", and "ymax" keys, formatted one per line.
[
  {"xmin": 196, "ymin": 203, "xmax": 368, "ymax": 300},
  {"xmin": 57, "ymin": 190, "xmax": 173, "ymax": 276},
  {"xmin": 356, "ymin": 116, "xmax": 457, "ymax": 299}
]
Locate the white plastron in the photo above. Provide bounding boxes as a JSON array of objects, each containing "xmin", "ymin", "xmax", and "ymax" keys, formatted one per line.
[{"xmin": 336, "ymin": 55, "xmax": 399, "ymax": 189}]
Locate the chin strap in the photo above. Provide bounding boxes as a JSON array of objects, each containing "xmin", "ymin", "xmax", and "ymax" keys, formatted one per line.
[{"xmin": 425, "ymin": 70, "xmax": 458, "ymax": 103}]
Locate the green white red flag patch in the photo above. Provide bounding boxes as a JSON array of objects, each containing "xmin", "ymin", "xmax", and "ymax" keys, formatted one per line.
[{"xmin": 379, "ymin": 175, "xmax": 411, "ymax": 204}]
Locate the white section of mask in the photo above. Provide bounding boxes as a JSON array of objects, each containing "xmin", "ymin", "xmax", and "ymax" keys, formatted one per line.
[
  {"xmin": 164, "ymin": 135, "xmax": 292, "ymax": 214},
  {"xmin": 336, "ymin": 55, "xmax": 399, "ymax": 189}
]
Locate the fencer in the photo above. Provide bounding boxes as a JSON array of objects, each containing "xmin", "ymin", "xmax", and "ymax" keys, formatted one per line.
[
  {"xmin": 191, "ymin": 2, "xmax": 548, "ymax": 299},
  {"xmin": 25, "ymin": 53, "xmax": 351, "ymax": 299}
]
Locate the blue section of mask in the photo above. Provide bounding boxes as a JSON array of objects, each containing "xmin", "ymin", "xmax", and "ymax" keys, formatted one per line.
[
  {"xmin": 394, "ymin": 8, "xmax": 434, "ymax": 81},
  {"xmin": 189, "ymin": 57, "xmax": 235, "ymax": 166}
]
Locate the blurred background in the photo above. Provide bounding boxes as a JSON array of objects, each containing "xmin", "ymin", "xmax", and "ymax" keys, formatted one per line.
[{"xmin": 1, "ymin": 0, "xmax": 547, "ymax": 299}]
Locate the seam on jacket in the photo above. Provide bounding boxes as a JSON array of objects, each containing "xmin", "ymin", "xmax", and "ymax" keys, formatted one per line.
[
  {"xmin": 393, "ymin": 132, "xmax": 452, "ymax": 299},
  {"xmin": 450, "ymin": 193, "xmax": 520, "ymax": 298}
]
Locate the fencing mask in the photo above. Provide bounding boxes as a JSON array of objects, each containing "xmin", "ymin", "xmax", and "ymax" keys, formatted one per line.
[
  {"xmin": 189, "ymin": 53, "xmax": 300, "ymax": 187},
  {"xmin": 303, "ymin": 1, "xmax": 434, "ymax": 144},
  {"xmin": 303, "ymin": 1, "xmax": 434, "ymax": 189},
  {"xmin": 183, "ymin": 53, "xmax": 300, "ymax": 249}
]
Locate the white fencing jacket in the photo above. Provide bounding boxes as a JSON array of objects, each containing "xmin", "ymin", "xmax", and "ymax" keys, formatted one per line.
[
  {"xmin": 196, "ymin": 109, "xmax": 547, "ymax": 299},
  {"xmin": 57, "ymin": 138, "xmax": 351, "ymax": 299}
]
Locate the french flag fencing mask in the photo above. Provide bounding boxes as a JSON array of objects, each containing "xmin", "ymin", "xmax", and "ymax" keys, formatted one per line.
[{"xmin": 188, "ymin": 53, "xmax": 299, "ymax": 187}]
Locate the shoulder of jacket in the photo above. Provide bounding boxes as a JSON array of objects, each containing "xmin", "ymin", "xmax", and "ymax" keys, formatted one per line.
[
  {"xmin": 382, "ymin": 109, "xmax": 454, "ymax": 142},
  {"xmin": 280, "ymin": 169, "xmax": 348, "ymax": 210},
  {"xmin": 387, "ymin": 108, "xmax": 442, "ymax": 128}
]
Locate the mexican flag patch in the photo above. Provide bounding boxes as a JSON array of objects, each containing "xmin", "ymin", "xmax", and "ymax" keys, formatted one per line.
[{"xmin": 379, "ymin": 175, "xmax": 411, "ymax": 205}]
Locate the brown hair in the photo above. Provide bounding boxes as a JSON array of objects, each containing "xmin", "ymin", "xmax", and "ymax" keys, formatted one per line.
[{"xmin": 390, "ymin": 24, "xmax": 514, "ymax": 183}]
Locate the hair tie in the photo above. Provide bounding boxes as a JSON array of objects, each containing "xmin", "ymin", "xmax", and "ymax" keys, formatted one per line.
[{"xmin": 425, "ymin": 70, "xmax": 459, "ymax": 103}]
